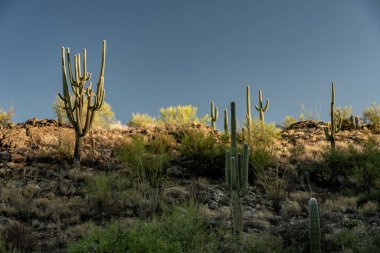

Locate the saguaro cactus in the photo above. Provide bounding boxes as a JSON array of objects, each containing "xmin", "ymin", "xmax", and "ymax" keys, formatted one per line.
[
  {"xmin": 246, "ymin": 86, "xmax": 252, "ymax": 138},
  {"xmin": 324, "ymin": 81, "xmax": 341, "ymax": 150},
  {"xmin": 254, "ymin": 89, "xmax": 269, "ymax": 124},
  {"xmin": 309, "ymin": 198, "xmax": 321, "ymax": 253},
  {"xmin": 224, "ymin": 108, "xmax": 228, "ymax": 132},
  {"xmin": 59, "ymin": 40, "xmax": 106, "ymax": 165},
  {"xmin": 225, "ymin": 102, "xmax": 249, "ymax": 238},
  {"xmin": 210, "ymin": 101, "xmax": 218, "ymax": 130}
]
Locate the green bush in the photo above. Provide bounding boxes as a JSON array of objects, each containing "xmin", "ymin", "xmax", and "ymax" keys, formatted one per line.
[
  {"xmin": 128, "ymin": 113, "xmax": 156, "ymax": 127},
  {"xmin": 158, "ymin": 105, "xmax": 209, "ymax": 126},
  {"xmin": 85, "ymin": 172, "xmax": 139, "ymax": 218},
  {"xmin": 69, "ymin": 204, "xmax": 217, "ymax": 253},
  {"xmin": 363, "ymin": 103, "xmax": 380, "ymax": 132},
  {"xmin": 281, "ymin": 115, "xmax": 297, "ymax": 129},
  {"xmin": 242, "ymin": 232, "xmax": 283, "ymax": 253},
  {"xmin": 0, "ymin": 106, "xmax": 13, "ymax": 126},
  {"xmin": 326, "ymin": 226, "xmax": 380, "ymax": 253},
  {"xmin": 246, "ymin": 119, "xmax": 280, "ymax": 181},
  {"xmin": 179, "ymin": 129, "xmax": 227, "ymax": 177},
  {"xmin": 115, "ymin": 136, "xmax": 172, "ymax": 187}
]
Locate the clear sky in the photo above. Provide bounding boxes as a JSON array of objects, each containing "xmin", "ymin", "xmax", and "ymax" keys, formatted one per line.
[{"xmin": 1, "ymin": 0, "xmax": 380, "ymax": 127}]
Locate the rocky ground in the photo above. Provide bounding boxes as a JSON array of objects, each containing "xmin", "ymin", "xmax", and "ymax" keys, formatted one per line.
[{"xmin": 0, "ymin": 119, "xmax": 379, "ymax": 252}]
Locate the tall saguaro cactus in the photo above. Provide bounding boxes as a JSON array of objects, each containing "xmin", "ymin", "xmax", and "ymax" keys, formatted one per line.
[
  {"xmin": 246, "ymin": 86, "xmax": 252, "ymax": 138},
  {"xmin": 254, "ymin": 89, "xmax": 269, "ymax": 124},
  {"xmin": 309, "ymin": 198, "xmax": 321, "ymax": 253},
  {"xmin": 225, "ymin": 102, "xmax": 249, "ymax": 239},
  {"xmin": 324, "ymin": 81, "xmax": 341, "ymax": 150},
  {"xmin": 59, "ymin": 40, "xmax": 106, "ymax": 165},
  {"xmin": 210, "ymin": 101, "xmax": 218, "ymax": 130},
  {"xmin": 224, "ymin": 108, "xmax": 228, "ymax": 132}
]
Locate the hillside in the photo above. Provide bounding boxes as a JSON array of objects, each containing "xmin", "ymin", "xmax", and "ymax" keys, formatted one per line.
[{"xmin": 0, "ymin": 119, "xmax": 379, "ymax": 252}]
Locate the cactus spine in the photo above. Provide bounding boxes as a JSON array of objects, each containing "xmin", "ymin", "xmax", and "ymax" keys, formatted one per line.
[
  {"xmin": 59, "ymin": 41, "xmax": 106, "ymax": 165},
  {"xmin": 225, "ymin": 102, "xmax": 249, "ymax": 238},
  {"xmin": 324, "ymin": 81, "xmax": 341, "ymax": 150},
  {"xmin": 246, "ymin": 86, "xmax": 252, "ymax": 139},
  {"xmin": 254, "ymin": 89, "xmax": 269, "ymax": 124},
  {"xmin": 224, "ymin": 108, "xmax": 229, "ymax": 132},
  {"xmin": 309, "ymin": 198, "xmax": 321, "ymax": 253},
  {"xmin": 211, "ymin": 101, "xmax": 218, "ymax": 130}
]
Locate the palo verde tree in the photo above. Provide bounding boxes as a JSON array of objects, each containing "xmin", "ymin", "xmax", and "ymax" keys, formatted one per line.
[{"xmin": 59, "ymin": 40, "xmax": 106, "ymax": 165}]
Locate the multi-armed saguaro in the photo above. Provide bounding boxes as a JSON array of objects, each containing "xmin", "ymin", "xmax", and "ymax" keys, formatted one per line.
[
  {"xmin": 309, "ymin": 198, "xmax": 321, "ymax": 253},
  {"xmin": 324, "ymin": 81, "xmax": 341, "ymax": 150},
  {"xmin": 210, "ymin": 101, "xmax": 218, "ymax": 130},
  {"xmin": 254, "ymin": 89, "xmax": 269, "ymax": 124},
  {"xmin": 225, "ymin": 102, "xmax": 249, "ymax": 238},
  {"xmin": 59, "ymin": 40, "xmax": 106, "ymax": 165}
]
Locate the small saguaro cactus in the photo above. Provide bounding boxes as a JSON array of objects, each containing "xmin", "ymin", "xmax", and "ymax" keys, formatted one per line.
[
  {"xmin": 224, "ymin": 108, "xmax": 228, "ymax": 132},
  {"xmin": 210, "ymin": 101, "xmax": 218, "ymax": 130},
  {"xmin": 309, "ymin": 198, "xmax": 321, "ymax": 253},
  {"xmin": 324, "ymin": 81, "xmax": 341, "ymax": 150},
  {"xmin": 254, "ymin": 89, "xmax": 269, "ymax": 124},
  {"xmin": 59, "ymin": 40, "xmax": 106, "ymax": 165},
  {"xmin": 225, "ymin": 102, "xmax": 249, "ymax": 238},
  {"xmin": 246, "ymin": 86, "xmax": 252, "ymax": 138}
]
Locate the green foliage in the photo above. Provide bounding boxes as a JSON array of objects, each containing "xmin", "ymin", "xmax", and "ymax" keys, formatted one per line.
[
  {"xmin": 115, "ymin": 136, "xmax": 172, "ymax": 187},
  {"xmin": 0, "ymin": 106, "xmax": 14, "ymax": 126},
  {"xmin": 282, "ymin": 115, "xmax": 297, "ymax": 128},
  {"xmin": 180, "ymin": 129, "xmax": 226, "ymax": 159},
  {"xmin": 242, "ymin": 232, "xmax": 283, "ymax": 253},
  {"xmin": 310, "ymin": 139, "xmax": 380, "ymax": 191},
  {"xmin": 158, "ymin": 105, "xmax": 209, "ymax": 126},
  {"xmin": 246, "ymin": 119, "xmax": 280, "ymax": 177},
  {"xmin": 69, "ymin": 204, "xmax": 217, "ymax": 253},
  {"xmin": 53, "ymin": 95, "xmax": 116, "ymax": 129},
  {"xmin": 334, "ymin": 106, "xmax": 353, "ymax": 122},
  {"xmin": 300, "ymin": 103, "xmax": 321, "ymax": 120},
  {"xmin": 363, "ymin": 103, "xmax": 380, "ymax": 132},
  {"xmin": 128, "ymin": 113, "xmax": 156, "ymax": 127},
  {"xmin": 327, "ymin": 226, "xmax": 380, "ymax": 253},
  {"xmin": 85, "ymin": 172, "xmax": 139, "ymax": 218}
]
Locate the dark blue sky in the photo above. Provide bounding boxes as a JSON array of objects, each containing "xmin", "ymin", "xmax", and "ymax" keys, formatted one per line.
[{"xmin": 1, "ymin": 0, "xmax": 380, "ymax": 127}]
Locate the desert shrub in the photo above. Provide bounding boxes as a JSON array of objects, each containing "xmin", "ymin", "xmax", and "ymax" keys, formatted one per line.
[
  {"xmin": 85, "ymin": 172, "xmax": 139, "ymax": 218},
  {"xmin": 128, "ymin": 113, "xmax": 156, "ymax": 127},
  {"xmin": 246, "ymin": 119, "xmax": 280, "ymax": 182},
  {"xmin": 281, "ymin": 115, "xmax": 297, "ymax": 128},
  {"xmin": 363, "ymin": 103, "xmax": 380, "ymax": 132},
  {"xmin": 309, "ymin": 139, "xmax": 380, "ymax": 191},
  {"xmin": 69, "ymin": 204, "xmax": 217, "ymax": 253},
  {"xmin": 148, "ymin": 133, "xmax": 177, "ymax": 154},
  {"xmin": 334, "ymin": 106, "xmax": 353, "ymax": 121},
  {"xmin": 0, "ymin": 107, "xmax": 14, "ymax": 126},
  {"xmin": 326, "ymin": 226, "xmax": 380, "ymax": 253},
  {"xmin": 0, "ymin": 183, "xmax": 40, "ymax": 221},
  {"xmin": 1, "ymin": 221, "xmax": 36, "ymax": 252},
  {"xmin": 115, "ymin": 136, "xmax": 172, "ymax": 187},
  {"xmin": 242, "ymin": 232, "xmax": 283, "ymax": 253},
  {"xmin": 158, "ymin": 105, "xmax": 209, "ymax": 126},
  {"xmin": 179, "ymin": 129, "xmax": 227, "ymax": 177},
  {"xmin": 53, "ymin": 96, "xmax": 116, "ymax": 128},
  {"xmin": 300, "ymin": 103, "xmax": 320, "ymax": 120}
]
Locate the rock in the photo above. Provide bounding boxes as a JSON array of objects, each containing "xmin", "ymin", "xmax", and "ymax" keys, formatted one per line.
[{"xmin": 0, "ymin": 151, "xmax": 10, "ymax": 162}]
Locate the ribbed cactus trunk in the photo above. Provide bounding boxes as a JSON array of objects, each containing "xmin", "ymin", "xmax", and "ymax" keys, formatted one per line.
[
  {"xmin": 225, "ymin": 102, "xmax": 249, "ymax": 241},
  {"xmin": 224, "ymin": 109, "xmax": 228, "ymax": 133},
  {"xmin": 231, "ymin": 191, "xmax": 242, "ymax": 235},
  {"xmin": 74, "ymin": 134, "xmax": 83, "ymax": 164},
  {"xmin": 246, "ymin": 86, "xmax": 252, "ymax": 141},
  {"xmin": 309, "ymin": 198, "xmax": 321, "ymax": 253},
  {"xmin": 324, "ymin": 82, "xmax": 341, "ymax": 150},
  {"xmin": 211, "ymin": 101, "xmax": 218, "ymax": 130}
]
